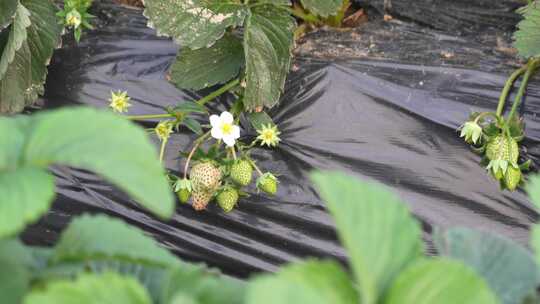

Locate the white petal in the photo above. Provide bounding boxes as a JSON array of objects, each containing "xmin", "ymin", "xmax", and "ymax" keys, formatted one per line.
[
  {"xmin": 210, "ymin": 115, "xmax": 220, "ymax": 128},
  {"xmin": 211, "ymin": 126, "xmax": 223, "ymax": 139},
  {"xmin": 232, "ymin": 125, "xmax": 241, "ymax": 139},
  {"xmin": 223, "ymin": 135, "xmax": 236, "ymax": 147},
  {"xmin": 220, "ymin": 111, "xmax": 234, "ymax": 124}
]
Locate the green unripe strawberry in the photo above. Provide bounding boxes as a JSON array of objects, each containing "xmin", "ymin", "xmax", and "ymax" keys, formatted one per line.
[
  {"xmin": 192, "ymin": 190, "xmax": 214, "ymax": 211},
  {"xmin": 257, "ymin": 173, "xmax": 278, "ymax": 195},
  {"xmin": 190, "ymin": 162, "xmax": 222, "ymax": 192},
  {"xmin": 486, "ymin": 135, "xmax": 518, "ymax": 163},
  {"xmin": 177, "ymin": 188, "xmax": 191, "ymax": 204},
  {"xmin": 230, "ymin": 160, "xmax": 253, "ymax": 186},
  {"xmin": 504, "ymin": 166, "xmax": 522, "ymax": 191},
  {"xmin": 175, "ymin": 178, "xmax": 192, "ymax": 204},
  {"xmin": 216, "ymin": 187, "xmax": 239, "ymax": 212}
]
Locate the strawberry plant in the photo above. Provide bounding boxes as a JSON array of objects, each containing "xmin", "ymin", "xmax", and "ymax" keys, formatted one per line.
[
  {"xmin": 0, "ymin": 0, "xmax": 93, "ymax": 114},
  {"xmin": 459, "ymin": 0, "xmax": 540, "ymax": 191}
]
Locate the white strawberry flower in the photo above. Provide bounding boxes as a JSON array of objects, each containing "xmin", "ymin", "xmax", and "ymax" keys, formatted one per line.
[{"xmin": 210, "ymin": 111, "xmax": 240, "ymax": 147}]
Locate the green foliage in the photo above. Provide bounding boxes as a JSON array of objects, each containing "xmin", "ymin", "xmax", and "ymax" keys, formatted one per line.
[
  {"xmin": 170, "ymin": 34, "xmax": 244, "ymax": 91},
  {"xmin": 0, "ymin": 0, "xmax": 62, "ymax": 113},
  {"xmin": 246, "ymin": 260, "xmax": 357, "ymax": 304},
  {"xmin": 0, "ymin": 107, "xmax": 174, "ymax": 238},
  {"xmin": 24, "ymin": 272, "xmax": 152, "ymax": 304},
  {"xmin": 384, "ymin": 258, "xmax": 498, "ymax": 304},
  {"xmin": 514, "ymin": 0, "xmax": 540, "ymax": 58},
  {"xmin": 0, "ymin": 0, "xmax": 18, "ymax": 30},
  {"xmin": 312, "ymin": 171, "xmax": 423, "ymax": 303},
  {"xmin": 300, "ymin": 0, "xmax": 343, "ymax": 17},
  {"xmin": 435, "ymin": 228, "xmax": 539, "ymax": 304}
]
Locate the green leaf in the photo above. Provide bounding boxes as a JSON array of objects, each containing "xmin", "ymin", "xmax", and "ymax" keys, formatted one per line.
[
  {"xmin": 0, "ymin": 3, "xmax": 30, "ymax": 78},
  {"xmin": 143, "ymin": 0, "xmax": 247, "ymax": 50},
  {"xmin": 513, "ymin": 0, "xmax": 540, "ymax": 58},
  {"xmin": 0, "ymin": 239, "xmax": 33, "ymax": 304},
  {"xmin": 247, "ymin": 111, "xmax": 275, "ymax": 130},
  {"xmin": 161, "ymin": 264, "xmax": 246, "ymax": 304},
  {"xmin": 183, "ymin": 117, "xmax": 203, "ymax": 135},
  {"xmin": 0, "ymin": 115, "xmax": 29, "ymax": 170},
  {"xmin": 243, "ymin": 4, "xmax": 295, "ymax": 111},
  {"xmin": 0, "ymin": 167, "xmax": 55, "ymax": 238},
  {"xmin": 22, "ymin": 108, "xmax": 174, "ymax": 218},
  {"xmin": 384, "ymin": 258, "xmax": 499, "ymax": 304},
  {"xmin": 52, "ymin": 214, "xmax": 178, "ymax": 267},
  {"xmin": 300, "ymin": 0, "xmax": 342, "ymax": 17},
  {"xmin": 174, "ymin": 101, "xmax": 208, "ymax": 114},
  {"xmin": 526, "ymin": 175, "xmax": 540, "ymax": 210},
  {"xmin": 0, "ymin": 0, "xmax": 18, "ymax": 30},
  {"xmin": 0, "ymin": 0, "xmax": 63, "ymax": 114},
  {"xmin": 170, "ymin": 34, "xmax": 243, "ymax": 90},
  {"xmin": 531, "ymin": 225, "xmax": 540, "ymax": 270},
  {"xmin": 245, "ymin": 260, "xmax": 357, "ymax": 304},
  {"xmin": 435, "ymin": 228, "xmax": 539, "ymax": 304},
  {"xmin": 24, "ymin": 272, "xmax": 152, "ymax": 304},
  {"xmin": 311, "ymin": 171, "xmax": 423, "ymax": 303}
]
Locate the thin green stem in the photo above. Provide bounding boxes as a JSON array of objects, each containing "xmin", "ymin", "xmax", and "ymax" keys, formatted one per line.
[
  {"xmin": 127, "ymin": 113, "xmax": 174, "ymax": 121},
  {"xmin": 197, "ymin": 79, "xmax": 240, "ymax": 106},
  {"xmin": 507, "ymin": 58, "xmax": 540, "ymax": 123},
  {"xmin": 231, "ymin": 146, "xmax": 237, "ymax": 160},
  {"xmin": 288, "ymin": 5, "xmax": 320, "ymax": 23},
  {"xmin": 183, "ymin": 131, "xmax": 211, "ymax": 179},
  {"xmin": 159, "ymin": 138, "xmax": 168, "ymax": 164},
  {"xmin": 474, "ymin": 112, "xmax": 500, "ymax": 124},
  {"xmin": 127, "ymin": 79, "xmax": 239, "ymax": 121},
  {"xmin": 496, "ymin": 65, "xmax": 528, "ymax": 117},
  {"xmin": 247, "ymin": 158, "xmax": 264, "ymax": 176}
]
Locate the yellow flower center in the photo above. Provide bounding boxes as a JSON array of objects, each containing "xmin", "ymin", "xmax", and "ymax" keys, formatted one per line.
[
  {"xmin": 263, "ymin": 130, "xmax": 274, "ymax": 141},
  {"xmin": 221, "ymin": 123, "xmax": 233, "ymax": 135}
]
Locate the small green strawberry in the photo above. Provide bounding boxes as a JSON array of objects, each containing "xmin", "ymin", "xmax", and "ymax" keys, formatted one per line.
[
  {"xmin": 257, "ymin": 173, "xmax": 278, "ymax": 195},
  {"xmin": 190, "ymin": 162, "xmax": 222, "ymax": 192},
  {"xmin": 216, "ymin": 187, "xmax": 239, "ymax": 212},
  {"xmin": 504, "ymin": 165, "xmax": 522, "ymax": 191},
  {"xmin": 192, "ymin": 190, "xmax": 214, "ymax": 211},
  {"xmin": 174, "ymin": 178, "xmax": 192, "ymax": 204},
  {"xmin": 230, "ymin": 160, "xmax": 253, "ymax": 186}
]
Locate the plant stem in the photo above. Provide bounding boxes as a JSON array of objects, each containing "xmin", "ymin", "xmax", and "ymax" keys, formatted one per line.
[
  {"xmin": 197, "ymin": 79, "xmax": 240, "ymax": 106},
  {"xmin": 159, "ymin": 138, "xmax": 168, "ymax": 164},
  {"xmin": 127, "ymin": 113, "xmax": 174, "ymax": 121},
  {"xmin": 127, "ymin": 79, "xmax": 239, "ymax": 121},
  {"xmin": 496, "ymin": 65, "xmax": 528, "ymax": 117},
  {"xmin": 248, "ymin": 158, "xmax": 264, "ymax": 176},
  {"xmin": 183, "ymin": 131, "xmax": 211, "ymax": 179},
  {"xmin": 507, "ymin": 58, "xmax": 540, "ymax": 123},
  {"xmin": 231, "ymin": 146, "xmax": 237, "ymax": 160}
]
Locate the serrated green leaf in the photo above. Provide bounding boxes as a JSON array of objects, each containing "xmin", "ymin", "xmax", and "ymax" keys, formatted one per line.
[
  {"xmin": 0, "ymin": 115, "xmax": 29, "ymax": 170},
  {"xmin": 183, "ymin": 117, "xmax": 203, "ymax": 135},
  {"xmin": 311, "ymin": 171, "xmax": 423, "ymax": 303},
  {"xmin": 243, "ymin": 4, "xmax": 295, "ymax": 111},
  {"xmin": 24, "ymin": 272, "xmax": 152, "ymax": 304},
  {"xmin": 0, "ymin": 167, "xmax": 55, "ymax": 238},
  {"xmin": 0, "ymin": 239, "xmax": 33, "ymax": 304},
  {"xmin": 435, "ymin": 228, "xmax": 539, "ymax": 304},
  {"xmin": 247, "ymin": 111, "xmax": 275, "ymax": 130},
  {"xmin": 170, "ymin": 34, "xmax": 243, "ymax": 90},
  {"xmin": 300, "ymin": 0, "xmax": 342, "ymax": 17},
  {"xmin": 22, "ymin": 108, "xmax": 174, "ymax": 218},
  {"xmin": 513, "ymin": 1, "xmax": 540, "ymax": 58},
  {"xmin": 0, "ymin": 0, "xmax": 63, "ymax": 114},
  {"xmin": 174, "ymin": 101, "xmax": 208, "ymax": 114},
  {"xmin": 52, "ymin": 214, "xmax": 178, "ymax": 267},
  {"xmin": 246, "ymin": 260, "xmax": 357, "ymax": 304},
  {"xmin": 143, "ymin": 0, "xmax": 247, "ymax": 50},
  {"xmin": 526, "ymin": 175, "xmax": 540, "ymax": 210},
  {"xmin": 0, "ymin": 3, "xmax": 30, "ymax": 79},
  {"xmin": 0, "ymin": 0, "xmax": 18, "ymax": 30},
  {"xmin": 384, "ymin": 258, "xmax": 499, "ymax": 304}
]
